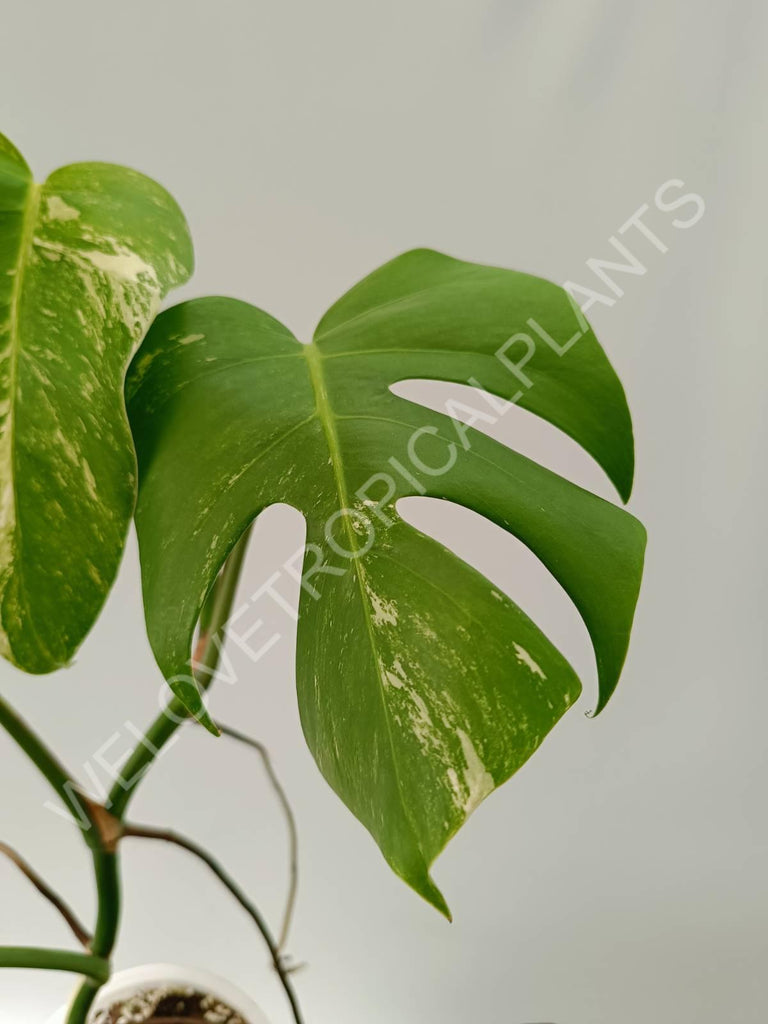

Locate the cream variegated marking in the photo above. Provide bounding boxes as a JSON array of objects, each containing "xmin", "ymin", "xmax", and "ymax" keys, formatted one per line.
[
  {"xmin": 44, "ymin": 195, "xmax": 80, "ymax": 222},
  {"xmin": 513, "ymin": 641, "xmax": 547, "ymax": 679}
]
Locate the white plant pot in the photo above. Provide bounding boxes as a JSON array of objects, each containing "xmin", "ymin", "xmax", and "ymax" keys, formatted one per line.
[{"xmin": 47, "ymin": 964, "xmax": 269, "ymax": 1023}]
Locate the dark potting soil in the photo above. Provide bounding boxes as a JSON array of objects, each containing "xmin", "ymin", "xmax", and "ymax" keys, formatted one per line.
[{"xmin": 91, "ymin": 986, "xmax": 248, "ymax": 1023}]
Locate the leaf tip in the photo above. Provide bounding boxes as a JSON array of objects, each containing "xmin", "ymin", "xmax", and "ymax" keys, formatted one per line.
[
  {"xmin": 168, "ymin": 677, "xmax": 220, "ymax": 736},
  {"xmin": 415, "ymin": 869, "xmax": 452, "ymax": 921},
  {"xmin": 201, "ymin": 715, "xmax": 222, "ymax": 738}
]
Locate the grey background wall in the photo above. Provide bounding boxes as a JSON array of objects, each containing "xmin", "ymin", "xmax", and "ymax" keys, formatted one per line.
[{"xmin": 1, "ymin": 2, "xmax": 766, "ymax": 1021}]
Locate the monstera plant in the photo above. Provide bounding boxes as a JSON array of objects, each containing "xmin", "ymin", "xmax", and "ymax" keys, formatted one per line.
[{"xmin": 0, "ymin": 129, "xmax": 646, "ymax": 1023}]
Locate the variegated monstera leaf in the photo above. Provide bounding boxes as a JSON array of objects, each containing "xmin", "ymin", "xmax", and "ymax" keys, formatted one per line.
[
  {"xmin": 127, "ymin": 249, "xmax": 646, "ymax": 914},
  {"xmin": 0, "ymin": 131, "xmax": 192, "ymax": 672}
]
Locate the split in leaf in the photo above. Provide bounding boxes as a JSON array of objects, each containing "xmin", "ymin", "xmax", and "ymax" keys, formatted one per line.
[{"xmin": 127, "ymin": 248, "xmax": 646, "ymax": 914}]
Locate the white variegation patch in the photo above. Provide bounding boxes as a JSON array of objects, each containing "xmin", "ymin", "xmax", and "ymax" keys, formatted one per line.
[
  {"xmin": 513, "ymin": 641, "xmax": 546, "ymax": 678},
  {"xmin": 455, "ymin": 728, "xmax": 494, "ymax": 815},
  {"xmin": 368, "ymin": 589, "xmax": 399, "ymax": 626},
  {"xmin": 45, "ymin": 195, "xmax": 80, "ymax": 221}
]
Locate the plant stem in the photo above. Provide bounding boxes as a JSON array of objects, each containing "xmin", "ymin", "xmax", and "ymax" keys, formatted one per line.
[
  {"xmin": 0, "ymin": 695, "xmax": 99, "ymax": 837},
  {"xmin": 62, "ymin": 846, "xmax": 122, "ymax": 1022},
  {"xmin": 0, "ymin": 947, "xmax": 109, "ymax": 982},
  {"xmin": 0, "ymin": 841, "xmax": 92, "ymax": 947},
  {"xmin": 216, "ymin": 722, "xmax": 299, "ymax": 952},
  {"xmin": 64, "ymin": 979, "xmax": 102, "ymax": 1023},
  {"xmin": 65, "ymin": 527, "xmax": 253, "ymax": 1023},
  {"xmin": 108, "ymin": 527, "xmax": 253, "ymax": 821},
  {"xmin": 123, "ymin": 823, "xmax": 304, "ymax": 1024},
  {"xmin": 90, "ymin": 851, "xmax": 121, "ymax": 954},
  {"xmin": 0, "ymin": 692, "xmax": 113, "ymax": 1019}
]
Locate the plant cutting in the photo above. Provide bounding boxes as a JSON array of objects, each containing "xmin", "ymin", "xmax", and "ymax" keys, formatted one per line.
[{"xmin": 0, "ymin": 129, "xmax": 646, "ymax": 1022}]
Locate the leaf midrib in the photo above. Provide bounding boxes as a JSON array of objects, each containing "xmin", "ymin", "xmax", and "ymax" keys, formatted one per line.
[
  {"xmin": 7, "ymin": 181, "xmax": 40, "ymax": 499},
  {"xmin": 2, "ymin": 181, "xmax": 44, "ymax": 656},
  {"xmin": 302, "ymin": 341, "xmax": 426, "ymax": 863}
]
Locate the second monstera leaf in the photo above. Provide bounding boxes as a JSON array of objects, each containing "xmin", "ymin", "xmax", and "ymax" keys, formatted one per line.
[{"xmin": 127, "ymin": 249, "xmax": 646, "ymax": 914}]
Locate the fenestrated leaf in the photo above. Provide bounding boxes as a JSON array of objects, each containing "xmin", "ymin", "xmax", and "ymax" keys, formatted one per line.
[
  {"xmin": 0, "ymin": 131, "xmax": 193, "ymax": 673},
  {"xmin": 127, "ymin": 249, "xmax": 646, "ymax": 914}
]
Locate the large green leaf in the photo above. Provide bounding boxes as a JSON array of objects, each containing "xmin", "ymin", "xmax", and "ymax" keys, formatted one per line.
[
  {"xmin": 127, "ymin": 249, "xmax": 646, "ymax": 914},
  {"xmin": 0, "ymin": 132, "xmax": 193, "ymax": 673}
]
